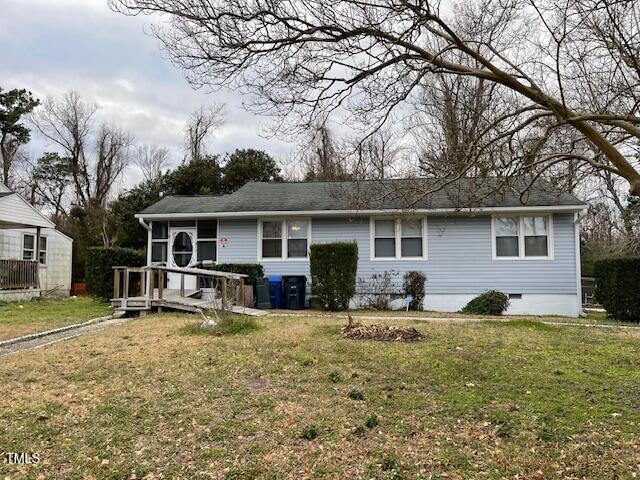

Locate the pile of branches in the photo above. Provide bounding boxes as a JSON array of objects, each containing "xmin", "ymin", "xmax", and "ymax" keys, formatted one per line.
[{"xmin": 341, "ymin": 316, "xmax": 423, "ymax": 343}]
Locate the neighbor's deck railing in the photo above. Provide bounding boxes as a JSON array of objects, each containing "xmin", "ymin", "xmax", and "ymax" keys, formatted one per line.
[
  {"xmin": 0, "ymin": 259, "xmax": 39, "ymax": 290},
  {"xmin": 112, "ymin": 265, "xmax": 248, "ymax": 309}
]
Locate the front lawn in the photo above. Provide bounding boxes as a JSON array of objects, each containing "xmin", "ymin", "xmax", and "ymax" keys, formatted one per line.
[
  {"xmin": 278, "ymin": 308, "xmax": 627, "ymax": 326},
  {"xmin": 0, "ymin": 297, "xmax": 113, "ymax": 341},
  {"xmin": 1, "ymin": 313, "xmax": 639, "ymax": 478}
]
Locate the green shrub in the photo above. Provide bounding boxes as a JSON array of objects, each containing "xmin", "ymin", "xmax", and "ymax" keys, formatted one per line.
[
  {"xmin": 85, "ymin": 247, "xmax": 146, "ymax": 300},
  {"xmin": 462, "ymin": 290, "xmax": 509, "ymax": 316},
  {"xmin": 348, "ymin": 389, "xmax": 364, "ymax": 401},
  {"xmin": 300, "ymin": 425, "xmax": 319, "ymax": 440},
  {"xmin": 381, "ymin": 453, "xmax": 399, "ymax": 471},
  {"xmin": 365, "ymin": 414, "xmax": 379, "ymax": 429},
  {"xmin": 310, "ymin": 242, "xmax": 358, "ymax": 311},
  {"xmin": 403, "ymin": 271, "xmax": 426, "ymax": 310},
  {"xmin": 205, "ymin": 263, "xmax": 264, "ymax": 286},
  {"xmin": 594, "ymin": 257, "xmax": 640, "ymax": 322}
]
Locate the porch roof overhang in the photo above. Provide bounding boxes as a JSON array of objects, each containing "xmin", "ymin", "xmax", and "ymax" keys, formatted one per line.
[{"xmin": 0, "ymin": 192, "xmax": 55, "ymax": 229}]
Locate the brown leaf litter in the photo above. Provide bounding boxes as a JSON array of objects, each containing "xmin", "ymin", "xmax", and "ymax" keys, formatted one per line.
[{"xmin": 341, "ymin": 315, "xmax": 424, "ymax": 342}]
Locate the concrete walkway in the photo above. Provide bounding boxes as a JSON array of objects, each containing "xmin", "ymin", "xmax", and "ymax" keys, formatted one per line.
[{"xmin": 0, "ymin": 315, "xmax": 132, "ymax": 357}]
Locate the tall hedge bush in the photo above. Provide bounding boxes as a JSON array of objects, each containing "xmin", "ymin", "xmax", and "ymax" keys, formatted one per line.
[
  {"xmin": 310, "ymin": 242, "xmax": 358, "ymax": 311},
  {"xmin": 204, "ymin": 263, "xmax": 264, "ymax": 286},
  {"xmin": 85, "ymin": 247, "xmax": 146, "ymax": 300},
  {"xmin": 594, "ymin": 257, "xmax": 640, "ymax": 322}
]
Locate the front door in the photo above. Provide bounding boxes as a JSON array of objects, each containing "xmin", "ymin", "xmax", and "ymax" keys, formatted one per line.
[{"xmin": 168, "ymin": 227, "xmax": 197, "ymax": 291}]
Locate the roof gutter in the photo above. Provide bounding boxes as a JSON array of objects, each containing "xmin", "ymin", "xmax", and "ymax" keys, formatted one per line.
[{"xmin": 135, "ymin": 204, "xmax": 588, "ymax": 220}]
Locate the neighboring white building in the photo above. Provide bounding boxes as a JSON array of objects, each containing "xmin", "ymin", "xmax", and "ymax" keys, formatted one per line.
[{"xmin": 0, "ymin": 183, "xmax": 73, "ymax": 301}]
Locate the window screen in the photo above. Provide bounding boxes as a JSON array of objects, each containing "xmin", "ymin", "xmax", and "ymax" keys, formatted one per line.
[
  {"xmin": 401, "ymin": 219, "xmax": 423, "ymax": 257},
  {"xmin": 262, "ymin": 221, "xmax": 282, "ymax": 258},
  {"xmin": 495, "ymin": 217, "xmax": 519, "ymax": 257},
  {"xmin": 374, "ymin": 220, "xmax": 396, "ymax": 258}
]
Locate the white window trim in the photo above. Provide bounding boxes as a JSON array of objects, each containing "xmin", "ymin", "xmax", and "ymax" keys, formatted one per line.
[
  {"xmin": 22, "ymin": 233, "xmax": 47, "ymax": 266},
  {"xmin": 258, "ymin": 218, "xmax": 312, "ymax": 261},
  {"xmin": 491, "ymin": 214, "xmax": 554, "ymax": 260},
  {"xmin": 369, "ymin": 217, "xmax": 428, "ymax": 261},
  {"xmin": 196, "ymin": 219, "xmax": 218, "ymax": 264}
]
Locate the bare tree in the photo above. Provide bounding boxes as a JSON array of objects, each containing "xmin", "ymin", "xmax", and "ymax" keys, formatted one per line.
[
  {"xmin": 32, "ymin": 91, "xmax": 133, "ymax": 208},
  {"xmin": 410, "ymin": 73, "xmax": 505, "ymax": 178},
  {"xmin": 135, "ymin": 143, "xmax": 170, "ymax": 181},
  {"xmin": 112, "ymin": 0, "xmax": 640, "ymax": 197},
  {"xmin": 184, "ymin": 104, "xmax": 225, "ymax": 162},
  {"xmin": 350, "ymin": 127, "xmax": 403, "ymax": 180},
  {"xmin": 302, "ymin": 122, "xmax": 351, "ymax": 181}
]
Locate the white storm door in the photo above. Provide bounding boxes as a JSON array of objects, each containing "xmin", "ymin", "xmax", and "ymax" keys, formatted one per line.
[{"xmin": 168, "ymin": 227, "xmax": 197, "ymax": 290}]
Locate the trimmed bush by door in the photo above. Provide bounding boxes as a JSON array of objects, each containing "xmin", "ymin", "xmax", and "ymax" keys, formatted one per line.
[
  {"xmin": 310, "ymin": 242, "xmax": 358, "ymax": 311},
  {"xmin": 85, "ymin": 247, "xmax": 146, "ymax": 300},
  {"xmin": 594, "ymin": 257, "xmax": 640, "ymax": 322}
]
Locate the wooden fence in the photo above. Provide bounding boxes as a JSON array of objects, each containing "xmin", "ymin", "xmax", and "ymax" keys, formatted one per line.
[{"xmin": 0, "ymin": 259, "xmax": 39, "ymax": 290}]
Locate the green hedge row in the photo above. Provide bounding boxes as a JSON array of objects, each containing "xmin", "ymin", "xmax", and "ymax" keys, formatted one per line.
[
  {"xmin": 310, "ymin": 242, "xmax": 358, "ymax": 311},
  {"xmin": 204, "ymin": 263, "xmax": 264, "ymax": 286},
  {"xmin": 85, "ymin": 247, "xmax": 146, "ymax": 300},
  {"xmin": 594, "ymin": 257, "xmax": 640, "ymax": 322}
]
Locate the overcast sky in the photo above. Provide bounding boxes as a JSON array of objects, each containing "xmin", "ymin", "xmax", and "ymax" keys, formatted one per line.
[{"xmin": 0, "ymin": 0, "xmax": 294, "ymax": 188}]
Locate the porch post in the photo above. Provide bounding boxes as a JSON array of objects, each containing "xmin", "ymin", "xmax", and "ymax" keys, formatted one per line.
[{"xmin": 34, "ymin": 226, "xmax": 41, "ymax": 288}]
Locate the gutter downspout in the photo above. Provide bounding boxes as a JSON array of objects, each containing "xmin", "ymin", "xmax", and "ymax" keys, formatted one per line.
[
  {"xmin": 574, "ymin": 211, "xmax": 586, "ymax": 317},
  {"xmin": 138, "ymin": 217, "xmax": 152, "ymax": 264},
  {"xmin": 139, "ymin": 217, "xmax": 152, "ymax": 298}
]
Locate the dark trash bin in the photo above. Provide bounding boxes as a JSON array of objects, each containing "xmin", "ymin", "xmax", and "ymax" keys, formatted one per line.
[
  {"xmin": 268, "ymin": 275, "xmax": 284, "ymax": 309},
  {"xmin": 283, "ymin": 275, "xmax": 307, "ymax": 309},
  {"xmin": 255, "ymin": 277, "xmax": 272, "ymax": 309}
]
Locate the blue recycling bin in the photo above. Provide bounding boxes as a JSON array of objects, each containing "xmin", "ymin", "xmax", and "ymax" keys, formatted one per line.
[{"xmin": 268, "ymin": 275, "xmax": 284, "ymax": 308}]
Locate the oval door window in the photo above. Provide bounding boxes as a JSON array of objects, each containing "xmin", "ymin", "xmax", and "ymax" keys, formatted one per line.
[{"xmin": 172, "ymin": 232, "xmax": 193, "ymax": 267}]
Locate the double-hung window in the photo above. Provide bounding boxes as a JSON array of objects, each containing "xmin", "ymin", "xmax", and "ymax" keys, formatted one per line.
[
  {"xmin": 197, "ymin": 220, "xmax": 217, "ymax": 263},
  {"xmin": 151, "ymin": 221, "xmax": 168, "ymax": 263},
  {"xmin": 493, "ymin": 215, "xmax": 552, "ymax": 259},
  {"xmin": 260, "ymin": 219, "xmax": 310, "ymax": 259},
  {"xmin": 23, "ymin": 234, "xmax": 47, "ymax": 264},
  {"xmin": 372, "ymin": 218, "xmax": 427, "ymax": 260}
]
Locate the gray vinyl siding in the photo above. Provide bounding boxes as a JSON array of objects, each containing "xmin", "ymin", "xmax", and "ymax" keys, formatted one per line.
[{"xmin": 215, "ymin": 213, "xmax": 577, "ymax": 295}]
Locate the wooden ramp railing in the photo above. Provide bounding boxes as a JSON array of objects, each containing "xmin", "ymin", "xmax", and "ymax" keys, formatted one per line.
[
  {"xmin": 0, "ymin": 259, "xmax": 39, "ymax": 290},
  {"xmin": 112, "ymin": 265, "xmax": 249, "ymax": 312}
]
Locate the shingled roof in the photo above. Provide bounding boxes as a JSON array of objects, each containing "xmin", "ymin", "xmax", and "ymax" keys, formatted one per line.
[{"xmin": 138, "ymin": 179, "xmax": 586, "ymax": 216}]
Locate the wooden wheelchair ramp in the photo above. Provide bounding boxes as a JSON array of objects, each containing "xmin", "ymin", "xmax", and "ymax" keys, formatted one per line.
[{"xmin": 111, "ymin": 265, "xmax": 269, "ymax": 317}]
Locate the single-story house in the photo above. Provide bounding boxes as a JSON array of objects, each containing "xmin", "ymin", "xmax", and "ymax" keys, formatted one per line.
[
  {"xmin": 0, "ymin": 183, "xmax": 73, "ymax": 301},
  {"xmin": 136, "ymin": 179, "xmax": 587, "ymax": 316}
]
